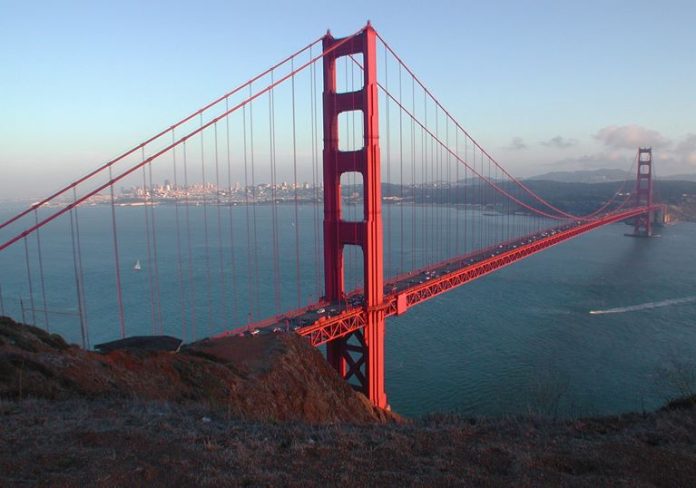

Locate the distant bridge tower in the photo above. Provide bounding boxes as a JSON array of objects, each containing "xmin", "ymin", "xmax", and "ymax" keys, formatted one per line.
[
  {"xmin": 633, "ymin": 147, "xmax": 654, "ymax": 236},
  {"xmin": 322, "ymin": 24, "xmax": 387, "ymax": 408}
]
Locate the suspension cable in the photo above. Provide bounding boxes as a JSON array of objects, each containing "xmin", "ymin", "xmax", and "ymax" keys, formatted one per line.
[{"xmin": 375, "ymin": 33, "xmax": 637, "ymax": 221}]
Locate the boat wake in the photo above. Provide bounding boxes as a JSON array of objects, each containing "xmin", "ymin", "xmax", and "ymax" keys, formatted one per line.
[{"xmin": 589, "ymin": 296, "xmax": 696, "ymax": 315}]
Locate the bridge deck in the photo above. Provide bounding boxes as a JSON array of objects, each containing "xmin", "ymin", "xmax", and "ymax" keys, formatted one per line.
[{"xmin": 216, "ymin": 206, "xmax": 655, "ymax": 346}]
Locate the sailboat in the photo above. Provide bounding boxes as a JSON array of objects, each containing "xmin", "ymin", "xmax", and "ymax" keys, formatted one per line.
[{"xmin": 133, "ymin": 259, "xmax": 142, "ymax": 271}]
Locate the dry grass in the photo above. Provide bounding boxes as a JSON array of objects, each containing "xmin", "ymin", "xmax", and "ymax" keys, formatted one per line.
[
  {"xmin": 3, "ymin": 317, "xmax": 696, "ymax": 486},
  {"xmin": 1, "ymin": 396, "xmax": 696, "ymax": 486},
  {"xmin": 0, "ymin": 316, "xmax": 398, "ymax": 424}
]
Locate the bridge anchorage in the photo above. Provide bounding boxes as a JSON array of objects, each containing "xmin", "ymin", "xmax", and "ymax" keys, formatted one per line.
[{"xmin": 0, "ymin": 22, "xmax": 662, "ymax": 411}]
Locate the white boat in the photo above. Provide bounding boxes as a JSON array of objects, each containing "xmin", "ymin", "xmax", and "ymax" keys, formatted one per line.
[{"xmin": 133, "ymin": 259, "xmax": 141, "ymax": 271}]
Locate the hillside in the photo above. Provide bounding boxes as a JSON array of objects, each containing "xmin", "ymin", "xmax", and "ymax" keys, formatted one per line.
[
  {"xmin": 2, "ymin": 318, "xmax": 696, "ymax": 486},
  {"xmin": 0, "ymin": 316, "xmax": 396, "ymax": 424},
  {"xmin": 379, "ymin": 179, "xmax": 696, "ymax": 217},
  {"xmin": 528, "ymin": 168, "xmax": 629, "ymax": 183}
]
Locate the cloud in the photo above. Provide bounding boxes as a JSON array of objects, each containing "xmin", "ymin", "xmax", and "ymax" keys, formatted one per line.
[
  {"xmin": 594, "ymin": 124, "xmax": 671, "ymax": 150},
  {"xmin": 505, "ymin": 137, "xmax": 527, "ymax": 150},
  {"xmin": 639, "ymin": 133, "xmax": 696, "ymax": 171},
  {"xmin": 676, "ymin": 134, "xmax": 696, "ymax": 165},
  {"xmin": 676, "ymin": 134, "xmax": 696, "ymax": 152},
  {"xmin": 540, "ymin": 136, "xmax": 577, "ymax": 148},
  {"xmin": 546, "ymin": 152, "xmax": 627, "ymax": 169},
  {"xmin": 544, "ymin": 130, "xmax": 696, "ymax": 176}
]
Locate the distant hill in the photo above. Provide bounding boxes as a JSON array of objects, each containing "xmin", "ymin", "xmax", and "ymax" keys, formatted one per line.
[
  {"xmin": 527, "ymin": 168, "xmax": 629, "ymax": 183},
  {"xmin": 527, "ymin": 168, "xmax": 696, "ymax": 184},
  {"xmin": 661, "ymin": 173, "xmax": 696, "ymax": 182}
]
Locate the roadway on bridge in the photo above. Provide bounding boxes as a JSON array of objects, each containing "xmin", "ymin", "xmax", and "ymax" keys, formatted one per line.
[{"xmin": 220, "ymin": 206, "xmax": 655, "ymax": 345}]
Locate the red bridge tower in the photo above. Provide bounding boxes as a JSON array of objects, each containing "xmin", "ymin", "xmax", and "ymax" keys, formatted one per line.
[
  {"xmin": 633, "ymin": 147, "xmax": 654, "ymax": 236},
  {"xmin": 322, "ymin": 24, "xmax": 387, "ymax": 408}
]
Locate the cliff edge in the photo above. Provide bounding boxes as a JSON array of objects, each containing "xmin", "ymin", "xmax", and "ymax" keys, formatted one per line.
[
  {"xmin": 3, "ymin": 317, "xmax": 696, "ymax": 486},
  {"xmin": 0, "ymin": 316, "xmax": 397, "ymax": 424}
]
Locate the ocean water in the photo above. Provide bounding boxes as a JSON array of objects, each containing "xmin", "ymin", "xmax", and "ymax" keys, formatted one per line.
[{"xmin": 1, "ymin": 203, "xmax": 695, "ymax": 418}]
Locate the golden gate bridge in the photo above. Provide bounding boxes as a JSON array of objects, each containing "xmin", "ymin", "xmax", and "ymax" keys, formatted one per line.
[{"xmin": 0, "ymin": 23, "xmax": 661, "ymax": 409}]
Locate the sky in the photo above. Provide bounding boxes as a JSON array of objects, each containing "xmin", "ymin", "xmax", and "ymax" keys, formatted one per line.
[{"xmin": 1, "ymin": 0, "xmax": 695, "ymax": 199}]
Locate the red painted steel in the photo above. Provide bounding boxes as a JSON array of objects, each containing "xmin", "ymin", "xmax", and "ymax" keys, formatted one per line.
[
  {"xmin": 632, "ymin": 148, "xmax": 653, "ymax": 236},
  {"xmin": 295, "ymin": 206, "xmax": 657, "ymax": 347},
  {"xmin": 0, "ymin": 22, "xmax": 663, "ymax": 412},
  {"xmin": 322, "ymin": 23, "xmax": 387, "ymax": 408},
  {"xmin": 393, "ymin": 207, "xmax": 653, "ymax": 312}
]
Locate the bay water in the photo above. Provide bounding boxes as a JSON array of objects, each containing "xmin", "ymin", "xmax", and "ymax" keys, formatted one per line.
[{"xmin": 1, "ymin": 203, "xmax": 694, "ymax": 418}]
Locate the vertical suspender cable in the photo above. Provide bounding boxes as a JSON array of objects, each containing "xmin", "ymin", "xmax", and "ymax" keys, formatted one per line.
[
  {"xmin": 464, "ymin": 133, "xmax": 469, "ymax": 254},
  {"xmin": 171, "ymin": 130, "xmax": 188, "ymax": 339},
  {"xmin": 69, "ymin": 201, "xmax": 87, "ymax": 348},
  {"xmin": 147, "ymin": 160, "xmax": 163, "ymax": 333},
  {"xmin": 23, "ymin": 238, "xmax": 36, "ymax": 325},
  {"xmin": 455, "ymin": 128, "xmax": 460, "ymax": 255},
  {"xmin": 72, "ymin": 188, "xmax": 88, "ymax": 347},
  {"xmin": 200, "ymin": 114, "xmax": 213, "ymax": 333},
  {"xmin": 242, "ymin": 102, "xmax": 254, "ymax": 324},
  {"xmin": 411, "ymin": 74, "xmax": 416, "ymax": 271},
  {"xmin": 430, "ymin": 98, "xmax": 436, "ymax": 263},
  {"xmin": 488, "ymin": 156, "xmax": 493, "ymax": 247},
  {"xmin": 446, "ymin": 114, "xmax": 451, "ymax": 259},
  {"xmin": 398, "ymin": 61, "xmax": 404, "ymax": 275},
  {"xmin": 291, "ymin": 58, "xmax": 303, "ymax": 307},
  {"xmin": 477, "ymin": 148, "xmax": 482, "ymax": 249},
  {"xmin": 33, "ymin": 210, "xmax": 49, "ymax": 330},
  {"xmin": 432, "ymin": 105, "xmax": 437, "ymax": 262},
  {"xmin": 214, "ymin": 121, "xmax": 228, "ymax": 323},
  {"xmin": 422, "ymin": 93, "xmax": 427, "ymax": 266},
  {"xmin": 420, "ymin": 89, "xmax": 426, "ymax": 267},
  {"xmin": 183, "ymin": 140, "xmax": 197, "ymax": 339},
  {"xmin": 249, "ymin": 85, "xmax": 260, "ymax": 322},
  {"xmin": 437, "ymin": 107, "xmax": 442, "ymax": 261},
  {"xmin": 505, "ymin": 166, "xmax": 511, "ymax": 242},
  {"xmin": 268, "ymin": 71, "xmax": 281, "ymax": 312},
  {"xmin": 491, "ymin": 157, "xmax": 496, "ymax": 243},
  {"xmin": 310, "ymin": 47, "xmax": 321, "ymax": 301},
  {"xmin": 109, "ymin": 166, "xmax": 126, "ymax": 338},
  {"xmin": 141, "ymin": 162, "xmax": 156, "ymax": 335},
  {"xmin": 224, "ymin": 98, "xmax": 239, "ymax": 324}
]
